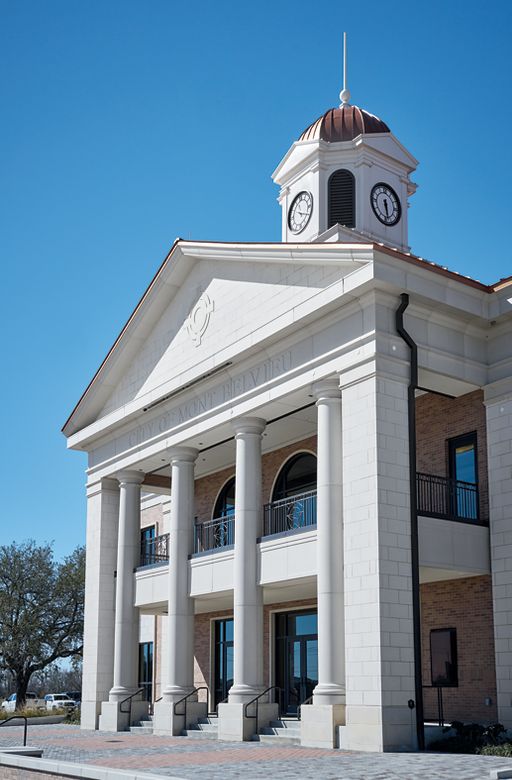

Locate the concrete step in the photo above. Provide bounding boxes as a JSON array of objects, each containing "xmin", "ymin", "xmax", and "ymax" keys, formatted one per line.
[
  {"xmin": 197, "ymin": 716, "xmax": 218, "ymax": 725},
  {"xmin": 182, "ymin": 727, "xmax": 218, "ymax": 740},
  {"xmin": 251, "ymin": 733, "xmax": 301, "ymax": 746},
  {"xmin": 129, "ymin": 725, "xmax": 153, "ymax": 734},
  {"xmin": 260, "ymin": 726, "xmax": 301, "ymax": 738},
  {"xmin": 269, "ymin": 718, "xmax": 299, "ymax": 729}
]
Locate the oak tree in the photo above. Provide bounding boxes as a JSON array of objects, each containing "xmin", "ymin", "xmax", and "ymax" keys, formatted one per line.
[{"xmin": 0, "ymin": 541, "xmax": 85, "ymax": 710}]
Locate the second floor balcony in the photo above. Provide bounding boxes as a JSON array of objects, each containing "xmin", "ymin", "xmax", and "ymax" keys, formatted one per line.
[{"xmin": 416, "ymin": 472, "xmax": 485, "ymax": 524}]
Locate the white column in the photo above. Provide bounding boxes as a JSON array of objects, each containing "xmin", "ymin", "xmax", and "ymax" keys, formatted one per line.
[
  {"xmin": 229, "ymin": 417, "xmax": 266, "ymax": 703},
  {"xmin": 485, "ymin": 384, "xmax": 512, "ymax": 728},
  {"xmin": 340, "ymin": 365, "xmax": 416, "ymax": 752},
  {"xmin": 312, "ymin": 379, "xmax": 345, "ymax": 705},
  {"xmin": 109, "ymin": 470, "xmax": 145, "ymax": 700},
  {"xmin": 81, "ymin": 478, "xmax": 119, "ymax": 730},
  {"xmin": 163, "ymin": 446, "xmax": 198, "ymax": 701}
]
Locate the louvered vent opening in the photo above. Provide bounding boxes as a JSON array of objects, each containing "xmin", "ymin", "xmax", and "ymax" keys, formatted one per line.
[{"xmin": 328, "ymin": 169, "xmax": 355, "ymax": 229}]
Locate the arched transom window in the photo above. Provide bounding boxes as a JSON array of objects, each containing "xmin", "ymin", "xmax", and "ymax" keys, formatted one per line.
[
  {"xmin": 213, "ymin": 477, "xmax": 235, "ymax": 519},
  {"xmin": 272, "ymin": 453, "xmax": 317, "ymax": 502}
]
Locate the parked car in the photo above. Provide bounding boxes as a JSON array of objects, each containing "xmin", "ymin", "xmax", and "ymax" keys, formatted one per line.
[
  {"xmin": 1, "ymin": 692, "xmax": 45, "ymax": 712},
  {"xmin": 44, "ymin": 693, "xmax": 77, "ymax": 711}
]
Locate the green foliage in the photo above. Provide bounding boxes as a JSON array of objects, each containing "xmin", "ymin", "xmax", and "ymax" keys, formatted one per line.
[
  {"xmin": 478, "ymin": 743, "xmax": 512, "ymax": 756},
  {"xmin": 0, "ymin": 540, "xmax": 85, "ymax": 710},
  {"xmin": 429, "ymin": 721, "xmax": 508, "ymax": 753},
  {"xmin": 0, "ymin": 708, "xmax": 48, "ymax": 721}
]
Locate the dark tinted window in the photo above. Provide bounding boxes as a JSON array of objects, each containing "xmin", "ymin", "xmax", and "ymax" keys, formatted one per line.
[
  {"xmin": 430, "ymin": 628, "xmax": 458, "ymax": 687},
  {"xmin": 213, "ymin": 477, "xmax": 236, "ymax": 519}
]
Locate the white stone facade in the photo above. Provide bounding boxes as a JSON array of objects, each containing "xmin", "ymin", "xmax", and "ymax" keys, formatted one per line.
[{"xmin": 64, "ymin": 98, "xmax": 512, "ymax": 751}]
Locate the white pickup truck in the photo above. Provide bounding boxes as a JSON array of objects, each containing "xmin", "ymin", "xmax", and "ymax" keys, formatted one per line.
[
  {"xmin": 1, "ymin": 692, "xmax": 45, "ymax": 712},
  {"xmin": 44, "ymin": 693, "xmax": 77, "ymax": 711}
]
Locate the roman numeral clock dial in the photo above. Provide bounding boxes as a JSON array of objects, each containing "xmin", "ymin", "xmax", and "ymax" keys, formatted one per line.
[
  {"xmin": 288, "ymin": 191, "xmax": 313, "ymax": 234},
  {"xmin": 370, "ymin": 183, "xmax": 401, "ymax": 226}
]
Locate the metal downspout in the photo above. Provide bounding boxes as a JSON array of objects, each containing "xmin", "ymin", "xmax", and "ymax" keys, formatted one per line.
[{"xmin": 395, "ymin": 292, "xmax": 425, "ymax": 751}]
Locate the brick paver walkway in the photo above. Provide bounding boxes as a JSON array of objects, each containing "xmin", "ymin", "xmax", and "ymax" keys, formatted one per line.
[{"xmin": 1, "ymin": 723, "xmax": 511, "ymax": 779}]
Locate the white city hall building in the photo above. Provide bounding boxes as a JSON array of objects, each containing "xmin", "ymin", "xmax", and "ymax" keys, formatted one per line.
[{"xmin": 63, "ymin": 86, "xmax": 512, "ymax": 752}]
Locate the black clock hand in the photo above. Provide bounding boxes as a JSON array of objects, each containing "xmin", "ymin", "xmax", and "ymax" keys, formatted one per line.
[{"xmin": 383, "ymin": 199, "xmax": 389, "ymax": 217}]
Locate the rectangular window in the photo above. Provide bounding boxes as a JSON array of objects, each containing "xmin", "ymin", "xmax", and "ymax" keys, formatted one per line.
[
  {"xmin": 140, "ymin": 526, "xmax": 156, "ymax": 566},
  {"xmin": 448, "ymin": 433, "xmax": 478, "ymax": 520},
  {"xmin": 430, "ymin": 628, "xmax": 458, "ymax": 687}
]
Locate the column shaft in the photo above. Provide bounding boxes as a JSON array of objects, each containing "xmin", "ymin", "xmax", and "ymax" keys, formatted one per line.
[
  {"xmin": 110, "ymin": 471, "xmax": 144, "ymax": 700},
  {"xmin": 313, "ymin": 380, "xmax": 345, "ymax": 704},
  {"xmin": 164, "ymin": 447, "xmax": 198, "ymax": 700},
  {"xmin": 81, "ymin": 478, "xmax": 119, "ymax": 729},
  {"xmin": 229, "ymin": 417, "xmax": 266, "ymax": 703}
]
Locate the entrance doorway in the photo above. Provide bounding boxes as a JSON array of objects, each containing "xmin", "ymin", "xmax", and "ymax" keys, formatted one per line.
[
  {"xmin": 275, "ymin": 609, "xmax": 318, "ymax": 714},
  {"xmin": 213, "ymin": 618, "xmax": 233, "ymax": 709}
]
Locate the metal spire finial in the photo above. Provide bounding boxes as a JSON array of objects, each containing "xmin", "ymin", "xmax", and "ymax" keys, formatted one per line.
[{"xmin": 339, "ymin": 32, "xmax": 351, "ymax": 108}]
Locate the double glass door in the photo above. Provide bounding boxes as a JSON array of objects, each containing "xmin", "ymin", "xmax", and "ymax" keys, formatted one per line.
[{"xmin": 275, "ymin": 610, "xmax": 318, "ymax": 714}]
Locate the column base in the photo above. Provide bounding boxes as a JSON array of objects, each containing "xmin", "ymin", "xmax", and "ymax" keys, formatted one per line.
[
  {"xmin": 153, "ymin": 698, "xmax": 207, "ymax": 736},
  {"xmin": 313, "ymin": 683, "xmax": 346, "ymax": 706},
  {"xmin": 227, "ymin": 684, "xmax": 264, "ymax": 704},
  {"xmin": 218, "ymin": 702, "xmax": 278, "ymax": 742},
  {"xmin": 338, "ymin": 705, "xmax": 418, "ymax": 752},
  {"xmin": 300, "ymin": 704, "xmax": 345, "ymax": 748},
  {"xmin": 98, "ymin": 699, "xmax": 148, "ymax": 732},
  {"xmin": 80, "ymin": 700, "xmax": 100, "ymax": 730}
]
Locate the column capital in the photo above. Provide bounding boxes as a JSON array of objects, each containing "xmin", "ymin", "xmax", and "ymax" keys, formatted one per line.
[
  {"xmin": 116, "ymin": 470, "xmax": 145, "ymax": 486},
  {"xmin": 312, "ymin": 378, "xmax": 341, "ymax": 401},
  {"xmin": 166, "ymin": 446, "xmax": 199, "ymax": 465},
  {"xmin": 232, "ymin": 416, "xmax": 266, "ymax": 436}
]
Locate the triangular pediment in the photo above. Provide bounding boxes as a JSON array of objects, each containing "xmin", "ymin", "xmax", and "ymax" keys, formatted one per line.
[{"xmin": 63, "ymin": 240, "xmax": 372, "ymax": 437}]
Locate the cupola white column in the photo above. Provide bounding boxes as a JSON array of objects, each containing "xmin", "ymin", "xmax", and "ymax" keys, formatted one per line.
[
  {"xmin": 109, "ymin": 470, "xmax": 145, "ymax": 701},
  {"xmin": 163, "ymin": 446, "xmax": 198, "ymax": 701},
  {"xmin": 312, "ymin": 379, "xmax": 345, "ymax": 705},
  {"xmin": 229, "ymin": 417, "xmax": 266, "ymax": 703}
]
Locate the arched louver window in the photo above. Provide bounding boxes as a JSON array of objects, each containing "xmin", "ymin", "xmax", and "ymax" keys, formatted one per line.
[{"xmin": 328, "ymin": 169, "xmax": 355, "ymax": 229}]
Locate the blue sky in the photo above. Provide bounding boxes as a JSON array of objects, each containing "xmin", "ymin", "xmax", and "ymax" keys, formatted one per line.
[{"xmin": 1, "ymin": 0, "xmax": 511, "ymax": 559}]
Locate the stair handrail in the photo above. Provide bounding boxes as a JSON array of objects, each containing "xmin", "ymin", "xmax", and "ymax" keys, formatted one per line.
[
  {"xmin": 0, "ymin": 715, "xmax": 28, "ymax": 746},
  {"xmin": 243, "ymin": 685, "xmax": 282, "ymax": 735},
  {"xmin": 119, "ymin": 687, "xmax": 146, "ymax": 725},
  {"xmin": 173, "ymin": 686, "xmax": 209, "ymax": 730},
  {"xmin": 297, "ymin": 694, "xmax": 313, "ymax": 721}
]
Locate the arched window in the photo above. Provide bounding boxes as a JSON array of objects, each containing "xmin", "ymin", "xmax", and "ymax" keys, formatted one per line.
[
  {"xmin": 213, "ymin": 477, "xmax": 235, "ymax": 519},
  {"xmin": 272, "ymin": 453, "xmax": 317, "ymax": 502},
  {"xmin": 328, "ymin": 169, "xmax": 355, "ymax": 229}
]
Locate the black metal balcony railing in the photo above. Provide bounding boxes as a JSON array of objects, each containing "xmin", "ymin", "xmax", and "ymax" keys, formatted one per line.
[
  {"xmin": 140, "ymin": 533, "xmax": 169, "ymax": 567},
  {"xmin": 263, "ymin": 489, "xmax": 317, "ymax": 537},
  {"xmin": 416, "ymin": 472, "xmax": 480, "ymax": 522},
  {"xmin": 195, "ymin": 515, "xmax": 235, "ymax": 553}
]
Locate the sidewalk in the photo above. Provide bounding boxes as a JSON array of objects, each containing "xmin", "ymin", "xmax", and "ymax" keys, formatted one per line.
[{"xmin": 1, "ymin": 723, "xmax": 511, "ymax": 779}]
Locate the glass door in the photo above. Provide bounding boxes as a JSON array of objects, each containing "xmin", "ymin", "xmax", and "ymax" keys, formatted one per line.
[
  {"xmin": 214, "ymin": 619, "xmax": 234, "ymax": 709},
  {"xmin": 275, "ymin": 610, "xmax": 318, "ymax": 715},
  {"xmin": 138, "ymin": 641, "xmax": 153, "ymax": 702},
  {"xmin": 448, "ymin": 433, "xmax": 478, "ymax": 520}
]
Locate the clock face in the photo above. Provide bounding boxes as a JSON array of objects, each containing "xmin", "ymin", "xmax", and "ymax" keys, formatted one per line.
[
  {"xmin": 370, "ymin": 183, "xmax": 401, "ymax": 226},
  {"xmin": 288, "ymin": 191, "xmax": 313, "ymax": 234}
]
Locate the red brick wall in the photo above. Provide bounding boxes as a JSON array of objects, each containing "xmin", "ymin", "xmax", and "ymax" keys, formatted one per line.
[
  {"xmin": 194, "ymin": 436, "xmax": 317, "ymax": 522},
  {"xmin": 415, "ymin": 389, "xmax": 488, "ymax": 521},
  {"xmin": 420, "ymin": 575, "xmax": 497, "ymax": 722}
]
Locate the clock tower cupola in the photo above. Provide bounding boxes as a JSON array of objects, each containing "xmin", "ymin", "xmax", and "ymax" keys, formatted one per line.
[{"xmin": 272, "ymin": 38, "xmax": 418, "ymax": 251}]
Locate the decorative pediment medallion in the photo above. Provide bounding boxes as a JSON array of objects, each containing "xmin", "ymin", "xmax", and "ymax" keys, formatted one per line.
[{"xmin": 186, "ymin": 293, "xmax": 214, "ymax": 347}]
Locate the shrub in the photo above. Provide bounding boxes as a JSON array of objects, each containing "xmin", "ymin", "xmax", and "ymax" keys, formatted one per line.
[{"xmin": 429, "ymin": 721, "xmax": 507, "ymax": 754}]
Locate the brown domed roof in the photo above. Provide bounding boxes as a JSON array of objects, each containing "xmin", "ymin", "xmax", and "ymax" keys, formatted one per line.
[{"xmin": 298, "ymin": 105, "xmax": 390, "ymax": 143}]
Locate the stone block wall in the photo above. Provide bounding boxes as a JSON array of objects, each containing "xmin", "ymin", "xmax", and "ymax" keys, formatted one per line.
[
  {"xmin": 416, "ymin": 389, "xmax": 488, "ymax": 521},
  {"xmin": 420, "ymin": 575, "xmax": 497, "ymax": 722}
]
